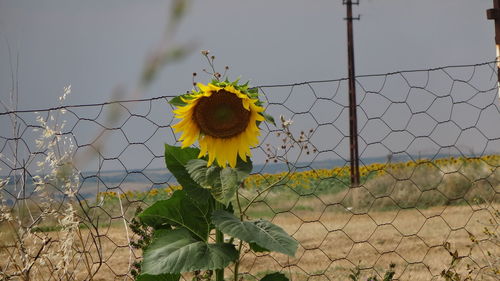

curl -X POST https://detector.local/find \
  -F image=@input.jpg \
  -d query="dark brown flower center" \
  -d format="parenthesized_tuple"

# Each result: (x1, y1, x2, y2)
(193, 90, 251, 138)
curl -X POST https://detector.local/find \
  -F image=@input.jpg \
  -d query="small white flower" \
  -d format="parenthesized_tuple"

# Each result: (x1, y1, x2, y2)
(279, 115, 293, 127)
(283, 119, 293, 127)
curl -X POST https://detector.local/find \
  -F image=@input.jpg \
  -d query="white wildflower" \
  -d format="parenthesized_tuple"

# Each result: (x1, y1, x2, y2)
(280, 115, 293, 128)
(59, 84, 71, 102)
(283, 119, 293, 127)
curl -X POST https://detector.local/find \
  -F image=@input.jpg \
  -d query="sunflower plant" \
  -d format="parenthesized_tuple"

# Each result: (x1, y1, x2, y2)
(135, 77, 297, 281)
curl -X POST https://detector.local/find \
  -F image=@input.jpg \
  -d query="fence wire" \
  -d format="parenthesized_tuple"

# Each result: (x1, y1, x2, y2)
(0, 61, 499, 281)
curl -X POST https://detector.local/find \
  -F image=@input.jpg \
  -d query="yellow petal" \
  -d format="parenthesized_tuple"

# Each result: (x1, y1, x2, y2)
(198, 137, 208, 158)
(227, 138, 238, 168)
(206, 137, 216, 166)
(215, 139, 226, 167)
(238, 139, 247, 162)
(242, 99, 250, 111)
(197, 83, 210, 92)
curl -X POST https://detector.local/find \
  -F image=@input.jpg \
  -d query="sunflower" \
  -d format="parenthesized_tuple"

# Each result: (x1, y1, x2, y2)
(172, 82, 265, 168)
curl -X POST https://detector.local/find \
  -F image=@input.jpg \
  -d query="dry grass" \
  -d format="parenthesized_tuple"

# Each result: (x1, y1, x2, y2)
(237, 205, 500, 281)
(2, 204, 497, 281)
(0, 220, 135, 281)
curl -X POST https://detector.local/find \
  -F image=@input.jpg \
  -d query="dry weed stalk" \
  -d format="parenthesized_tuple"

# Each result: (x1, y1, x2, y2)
(468, 206, 500, 279)
(0, 86, 101, 281)
(1, 3, 191, 280)
(439, 206, 499, 281)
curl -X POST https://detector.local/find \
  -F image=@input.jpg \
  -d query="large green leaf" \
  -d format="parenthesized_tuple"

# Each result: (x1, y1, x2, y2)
(260, 272, 289, 281)
(186, 158, 252, 206)
(136, 273, 180, 281)
(217, 158, 252, 205)
(185, 159, 221, 189)
(139, 190, 212, 241)
(185, 159, 231, 205)
(249, 242, 269, 253)
(217, 167, 239, 206)
(164, 144, 200, 188)
(142, 228, 238, 275)
(164, 144, 211, 203)
(233, 157, 252, 181)
(212, 210, 298, 257)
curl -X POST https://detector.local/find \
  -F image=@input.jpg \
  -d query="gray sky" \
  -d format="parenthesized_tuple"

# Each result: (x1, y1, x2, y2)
(0, 0, 498, 171)
(0, 0, 494, 109)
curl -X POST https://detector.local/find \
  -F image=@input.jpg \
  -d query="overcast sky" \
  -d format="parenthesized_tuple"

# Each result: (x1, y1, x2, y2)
(0, 0, 498, 170)
(0, 0, 495, 109)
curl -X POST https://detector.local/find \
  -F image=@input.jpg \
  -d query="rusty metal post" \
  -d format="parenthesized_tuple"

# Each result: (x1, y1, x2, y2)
(344, 0, 361, 187)
(487, 0, 500, 89)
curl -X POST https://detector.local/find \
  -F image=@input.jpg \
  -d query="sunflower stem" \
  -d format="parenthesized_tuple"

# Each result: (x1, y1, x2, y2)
(215, 201, 224, 281)
(233, 242, 243, 281)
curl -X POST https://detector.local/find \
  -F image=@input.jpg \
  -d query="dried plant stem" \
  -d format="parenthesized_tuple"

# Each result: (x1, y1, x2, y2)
(75, 228, 94, 281)
(118, 191, 134, 275)
(232, 121, 309, 281)
(242, 141, 305, 215)
(241, 172, 291, 215)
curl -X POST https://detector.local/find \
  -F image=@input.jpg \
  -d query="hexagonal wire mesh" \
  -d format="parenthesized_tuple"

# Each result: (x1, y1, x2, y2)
(0, 61, 499, 280)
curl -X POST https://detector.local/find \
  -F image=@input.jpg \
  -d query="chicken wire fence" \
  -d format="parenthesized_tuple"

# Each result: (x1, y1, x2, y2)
(1, 61, 500, 281)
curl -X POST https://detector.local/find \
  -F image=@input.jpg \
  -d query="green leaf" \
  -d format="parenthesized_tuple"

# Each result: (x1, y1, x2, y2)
(142, 228, 238, 275)
(169, 93, 197, 107)
(247, 87, 259, 99)
(186, 158, 252, 205)
(212, 210, 298, 257)
(248, 87, 258, 94)
(136, 273, 180, 281)
(218, 167, 239, 205)
(164, 144, 211, 203)
(186, 159, 222, 189)
(225, 202, 235, 214)
(164, 144, 200, 188)
(168, 96, 187, 107)
(236, 158, 252, 178)
(260, 272, 289, 281)
(218, 155, 254, 204)
(216, 157, 252, 186)
(249, 242, 269, 253)
(261, 113, 275, 127)
(138, 215, 171, 230)
(139, 190, 212, 241)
